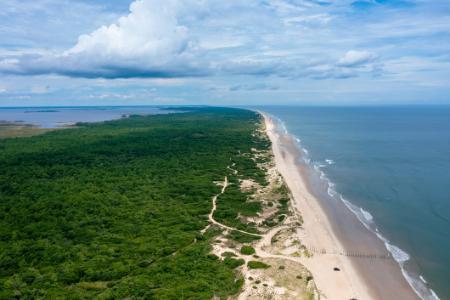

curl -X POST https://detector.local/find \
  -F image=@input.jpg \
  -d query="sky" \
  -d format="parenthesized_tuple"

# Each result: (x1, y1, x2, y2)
(0, 0, 450, 106)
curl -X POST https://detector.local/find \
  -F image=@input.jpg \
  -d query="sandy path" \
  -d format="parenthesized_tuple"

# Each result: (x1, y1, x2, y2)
(203, 172, 319, 298)
(202, 176, 261, 237)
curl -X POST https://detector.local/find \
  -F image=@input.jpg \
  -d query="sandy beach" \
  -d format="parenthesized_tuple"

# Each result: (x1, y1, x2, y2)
(262, 112, 420, 300)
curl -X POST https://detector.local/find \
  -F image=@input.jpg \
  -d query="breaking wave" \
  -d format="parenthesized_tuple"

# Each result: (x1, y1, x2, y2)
(269, 114, 441, 300)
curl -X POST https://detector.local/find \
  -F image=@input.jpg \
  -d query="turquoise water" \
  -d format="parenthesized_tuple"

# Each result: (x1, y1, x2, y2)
(260, 106, 449, 300)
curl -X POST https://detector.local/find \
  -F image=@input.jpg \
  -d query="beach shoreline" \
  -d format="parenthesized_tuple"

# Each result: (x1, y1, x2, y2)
(261, 111, 420, 300)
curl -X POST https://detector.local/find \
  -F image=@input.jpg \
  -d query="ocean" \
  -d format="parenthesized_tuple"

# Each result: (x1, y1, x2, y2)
(0, 106, 170, 128)
(260, 106, 450, 299)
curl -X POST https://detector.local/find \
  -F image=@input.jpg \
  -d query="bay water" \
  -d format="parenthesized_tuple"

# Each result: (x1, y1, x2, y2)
(0, 106, 169, 128)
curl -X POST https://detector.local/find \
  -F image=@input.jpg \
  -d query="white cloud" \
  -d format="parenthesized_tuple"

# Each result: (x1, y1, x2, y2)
(65, 0, 190, 65)
(0, 0, 207, 78)
(88, 93, 134, 100)
(0, 58, 19, 69)
(229, 83, 280, 91)
(337, 50, 377, 67)
(0, 0, 403, 81)
(199, 36, 247, 50)
(2, 0, 450, 106)
(284, 14, 333, 26)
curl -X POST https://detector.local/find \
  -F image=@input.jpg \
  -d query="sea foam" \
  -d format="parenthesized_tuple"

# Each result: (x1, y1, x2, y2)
(360, 207, 374, 223)
(420, 276, 428, 284)
(325, 159, 335, 165)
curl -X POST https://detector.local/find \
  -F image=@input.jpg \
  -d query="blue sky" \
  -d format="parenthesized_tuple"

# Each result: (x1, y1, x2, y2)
(0, 0, 449, 106)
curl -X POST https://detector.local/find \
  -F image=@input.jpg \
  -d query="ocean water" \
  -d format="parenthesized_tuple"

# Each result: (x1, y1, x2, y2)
(260, 106, 450, 300)
(0, 106, 171, 128)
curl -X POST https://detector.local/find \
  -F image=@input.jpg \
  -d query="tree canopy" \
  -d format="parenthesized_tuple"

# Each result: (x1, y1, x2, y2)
(0, 107, 268, 299)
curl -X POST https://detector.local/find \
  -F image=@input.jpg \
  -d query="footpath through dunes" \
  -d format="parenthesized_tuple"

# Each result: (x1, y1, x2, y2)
(0, 107, 276, 299)
(201, 140, 319, 299)
(262, 112, 421, 300)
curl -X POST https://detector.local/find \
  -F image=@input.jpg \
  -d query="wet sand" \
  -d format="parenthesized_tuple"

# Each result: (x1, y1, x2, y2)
(262, 112, 420, 300)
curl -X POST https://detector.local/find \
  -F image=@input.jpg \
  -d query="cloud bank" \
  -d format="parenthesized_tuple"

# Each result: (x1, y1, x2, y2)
(0, 0, 380, 80)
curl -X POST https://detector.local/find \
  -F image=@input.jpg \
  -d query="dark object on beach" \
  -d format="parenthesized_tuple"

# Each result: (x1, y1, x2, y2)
(334, 267, 341, 271)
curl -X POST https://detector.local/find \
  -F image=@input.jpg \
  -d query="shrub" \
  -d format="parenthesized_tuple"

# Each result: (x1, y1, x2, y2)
(240, 246, 255, 255)
(224, 258, 245, 269)
(247, 261, 270, 269)
(221, 252, 237, 258)
(227, 231, 260, 243)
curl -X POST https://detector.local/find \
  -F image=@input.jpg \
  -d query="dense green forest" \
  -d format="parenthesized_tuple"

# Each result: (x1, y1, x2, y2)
(0, 108, 269, 299)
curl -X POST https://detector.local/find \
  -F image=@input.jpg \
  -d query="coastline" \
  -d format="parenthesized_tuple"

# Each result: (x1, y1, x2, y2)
(261, 111, 420, 299)
(0, 121, 55, 138)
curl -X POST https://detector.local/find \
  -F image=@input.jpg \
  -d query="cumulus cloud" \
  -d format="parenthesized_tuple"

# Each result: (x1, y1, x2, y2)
(0, 0, 382, 80)
(0, 0, 206, 78)
(337, 50, 377, 67)
(66, 0, 190, 66)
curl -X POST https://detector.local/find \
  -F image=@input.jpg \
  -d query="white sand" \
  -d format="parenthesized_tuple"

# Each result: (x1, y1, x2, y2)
(263, 113, 375, 300)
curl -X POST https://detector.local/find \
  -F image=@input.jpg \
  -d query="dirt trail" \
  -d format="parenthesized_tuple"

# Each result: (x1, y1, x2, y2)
(202, 175, 306, 264)
(202, 176, 261, 237)
(203, 175, 314, 271)
(202, 164, 319, 299)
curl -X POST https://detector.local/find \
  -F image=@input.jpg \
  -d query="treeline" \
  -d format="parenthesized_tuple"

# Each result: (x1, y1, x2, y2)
(0, 107, 266, 299)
